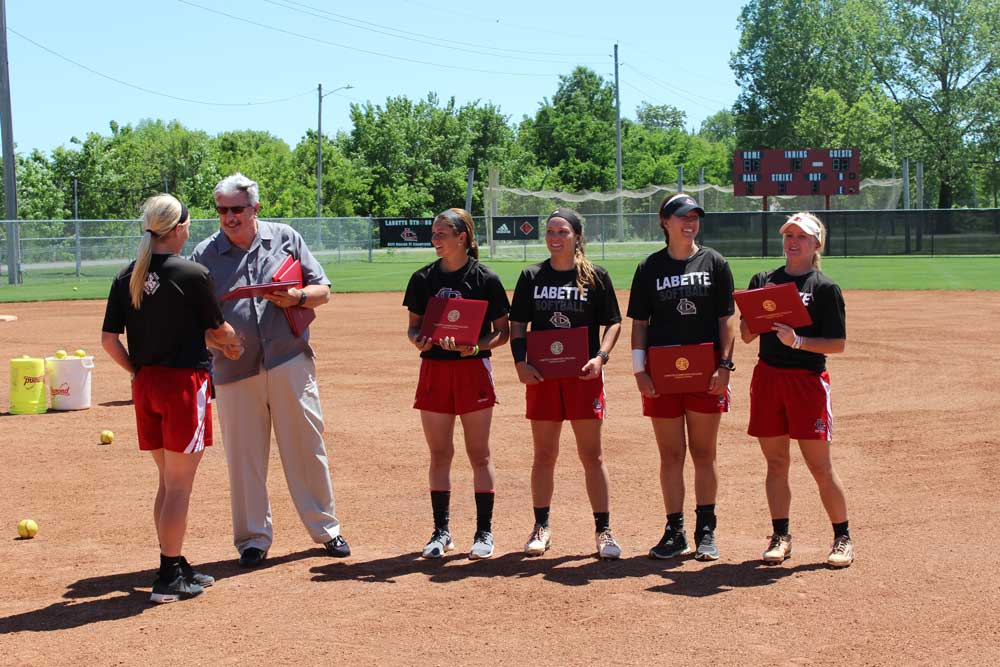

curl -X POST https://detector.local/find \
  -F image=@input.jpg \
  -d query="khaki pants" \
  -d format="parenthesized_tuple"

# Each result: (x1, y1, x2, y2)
(216, 353, 340, 553)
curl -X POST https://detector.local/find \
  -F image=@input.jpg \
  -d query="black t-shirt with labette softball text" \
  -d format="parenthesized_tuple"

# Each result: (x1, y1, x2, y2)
(509, 260, 621, 358)
(747, 267, 846, 373)
(627, 246, 735, 349)
(102, 253, 225, 371)
(403, 257, 510, 360)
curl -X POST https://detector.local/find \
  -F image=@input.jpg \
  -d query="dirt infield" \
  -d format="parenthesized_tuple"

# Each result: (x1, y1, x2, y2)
(1, 291, 998, 666)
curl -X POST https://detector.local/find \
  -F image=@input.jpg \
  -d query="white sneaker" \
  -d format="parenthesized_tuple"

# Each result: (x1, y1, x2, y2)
(469, 530, 494, 560)
(762, 533, 792, 564)
(524, 524, 551, 556)
(596, 528, 622, 560)
(827, 534, 854, 568)
(421, 528, 454, 559)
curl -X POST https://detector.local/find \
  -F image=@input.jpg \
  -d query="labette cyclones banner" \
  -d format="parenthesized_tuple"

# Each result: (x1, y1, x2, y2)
(379, 218, 435, 247)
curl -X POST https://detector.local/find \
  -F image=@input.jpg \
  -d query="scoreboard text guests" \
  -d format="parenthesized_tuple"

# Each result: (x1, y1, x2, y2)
(732, 148, 861, 197)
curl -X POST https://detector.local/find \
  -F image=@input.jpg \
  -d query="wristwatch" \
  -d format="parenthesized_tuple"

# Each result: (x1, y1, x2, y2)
(718, 358, 736, 371)
(597, 351, 610, 364)
(297, 289, 308, 306)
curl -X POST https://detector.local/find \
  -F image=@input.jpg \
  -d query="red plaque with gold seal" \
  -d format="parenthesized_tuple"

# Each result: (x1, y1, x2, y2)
(526, 326, 589, 379)
(734, 282, 812, 335)
(647, 342, 716, 394)
(418, 297, 488, 347)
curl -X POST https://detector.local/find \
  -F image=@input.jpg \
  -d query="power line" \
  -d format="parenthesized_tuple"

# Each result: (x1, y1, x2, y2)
(264, 0, 606, 64)
(8, 28, 315, 107)
(177, 0, 562, 78)
(623, 64, 729, 110)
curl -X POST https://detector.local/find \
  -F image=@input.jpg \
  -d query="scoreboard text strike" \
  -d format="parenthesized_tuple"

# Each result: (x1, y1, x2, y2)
(733, 148, 860, 197)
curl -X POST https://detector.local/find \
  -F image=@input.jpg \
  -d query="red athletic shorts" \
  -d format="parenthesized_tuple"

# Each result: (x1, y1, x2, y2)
(642, 386, 730, 419)
(132, 366, 213, 453)
(525, 374, 606, 421)
(413, 358, 497, 415)
(748, 361, 833, 441)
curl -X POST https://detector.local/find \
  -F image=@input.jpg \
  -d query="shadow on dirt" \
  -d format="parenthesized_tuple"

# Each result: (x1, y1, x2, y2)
(0, 548, 317, 633)
(310, 551, 829, 595)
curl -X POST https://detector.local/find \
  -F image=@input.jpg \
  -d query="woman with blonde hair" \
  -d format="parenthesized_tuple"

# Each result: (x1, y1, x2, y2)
(509, 208, 623, 559)
(403, 207, 510, 560)
(102, 194, 242, 602)
(740, 212, 854, 568)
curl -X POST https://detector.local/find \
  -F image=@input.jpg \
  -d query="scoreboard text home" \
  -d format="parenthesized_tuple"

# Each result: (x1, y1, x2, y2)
(732, 148, 860, 197)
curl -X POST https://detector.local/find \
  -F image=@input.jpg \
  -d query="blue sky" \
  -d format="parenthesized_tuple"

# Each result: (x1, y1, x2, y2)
(6, 0, 745, 155)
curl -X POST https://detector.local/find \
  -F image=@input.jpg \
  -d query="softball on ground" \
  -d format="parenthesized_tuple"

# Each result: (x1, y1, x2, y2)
(72, 286, 78, 291)
(74, 349, 87, 357)
(100, 430, 114, 445)
(17, 519, 38, 539)
(55, 349, 67, 359)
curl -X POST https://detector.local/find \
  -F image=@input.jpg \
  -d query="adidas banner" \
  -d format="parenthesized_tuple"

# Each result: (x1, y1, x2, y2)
(379, 217, 435, 247)
(493, 216, 540, 240)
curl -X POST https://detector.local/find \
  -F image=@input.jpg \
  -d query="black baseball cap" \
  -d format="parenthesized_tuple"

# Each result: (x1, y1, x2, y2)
(660, 193, 705, 219)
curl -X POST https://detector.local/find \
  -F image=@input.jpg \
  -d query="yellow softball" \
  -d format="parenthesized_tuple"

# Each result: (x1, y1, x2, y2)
(18, 519, 38, 539)
(100, 430, 114, 445)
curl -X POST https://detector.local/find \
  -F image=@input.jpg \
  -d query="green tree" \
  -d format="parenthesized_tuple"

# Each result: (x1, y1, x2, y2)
(636, 103, 687, 131)
(850, 0, 1000, 207)
(519, 67, 617, 192)
(730, 0, 873, 148)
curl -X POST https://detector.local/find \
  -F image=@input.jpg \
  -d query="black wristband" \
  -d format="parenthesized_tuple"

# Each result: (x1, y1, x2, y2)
(511, 337, 527, 363)
(298, 290, 308, 306)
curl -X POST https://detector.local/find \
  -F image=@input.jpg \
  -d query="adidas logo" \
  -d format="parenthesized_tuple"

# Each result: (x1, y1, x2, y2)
(496, 224, 511, 234)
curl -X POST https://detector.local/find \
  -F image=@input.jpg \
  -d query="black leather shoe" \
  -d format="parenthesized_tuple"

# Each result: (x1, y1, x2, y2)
(238, 547, 268, 568)
(323, 535, 351, 558)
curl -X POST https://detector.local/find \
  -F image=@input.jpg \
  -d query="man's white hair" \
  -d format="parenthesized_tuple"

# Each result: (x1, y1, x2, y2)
(214, 173, 259, 207)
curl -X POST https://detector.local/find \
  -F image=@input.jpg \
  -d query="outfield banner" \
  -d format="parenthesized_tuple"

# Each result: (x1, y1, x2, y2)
(493, 216, 540, 240)
(379, 217, 435, 247)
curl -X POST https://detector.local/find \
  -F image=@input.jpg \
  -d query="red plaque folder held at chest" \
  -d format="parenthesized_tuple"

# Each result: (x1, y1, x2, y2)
(647, 342, 716, 394)
(526, 326, 589, 379)
(418, 297, 488, 347)
(734, 282, 812, 335)
(272, 255, 316, 337)
(221, 279, 299, 301)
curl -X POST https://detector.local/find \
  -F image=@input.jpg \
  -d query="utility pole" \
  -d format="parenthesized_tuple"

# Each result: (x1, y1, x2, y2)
(316, 83, 353, 219)
(1, 0, 21, 283)
(614, 43, 623, 242)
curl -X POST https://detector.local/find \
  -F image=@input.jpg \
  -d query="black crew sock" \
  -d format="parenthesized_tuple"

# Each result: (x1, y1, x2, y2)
(772, 518, 790, 536)
(475, 491, 495, 534)
(533, 506, 550, 528)
(159, 554, 181, 580)
(593, 512, 610, 533)
(833, 521, 850, 539)
(667, 512, 684, 532)
(695, 504, 717, 533)
(430, 490, 450, 532)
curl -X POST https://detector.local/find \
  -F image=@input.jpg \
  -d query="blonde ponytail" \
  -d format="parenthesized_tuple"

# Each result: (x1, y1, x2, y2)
(574, 244, 601, 292)
(128, 194, 187, 309)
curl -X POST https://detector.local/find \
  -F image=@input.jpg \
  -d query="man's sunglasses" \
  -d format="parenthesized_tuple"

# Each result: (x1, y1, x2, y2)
(216, 205, 249, 215)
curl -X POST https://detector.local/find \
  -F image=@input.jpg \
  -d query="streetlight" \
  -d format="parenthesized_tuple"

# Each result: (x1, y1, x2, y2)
(316, 83, 353, 218)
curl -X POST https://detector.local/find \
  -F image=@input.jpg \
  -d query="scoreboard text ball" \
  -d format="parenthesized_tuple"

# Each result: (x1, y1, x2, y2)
(732, 148, 861, 197)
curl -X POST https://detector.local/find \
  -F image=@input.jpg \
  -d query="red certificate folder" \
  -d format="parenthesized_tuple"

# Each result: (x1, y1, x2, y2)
(526, 326, 589, 379)
(647, 342, 716, 394)
(272, 255, 316, 337)
(418, 297, 488, 347)
(221, 279, 299, 301)
(734, 282, 812, 335)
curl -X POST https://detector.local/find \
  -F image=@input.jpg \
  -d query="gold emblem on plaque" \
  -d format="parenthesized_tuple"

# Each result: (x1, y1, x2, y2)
(762, 299, 777, 312)
(675, 357, 689, 371)
(447, 309, 461, 322)
(550, 341, 564, 355)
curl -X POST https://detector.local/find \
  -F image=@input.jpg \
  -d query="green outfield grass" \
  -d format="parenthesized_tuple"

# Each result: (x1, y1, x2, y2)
(0, 255, 997, 303)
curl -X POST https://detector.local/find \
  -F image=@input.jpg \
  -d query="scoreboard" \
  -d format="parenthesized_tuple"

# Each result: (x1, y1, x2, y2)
(733, 148, 860, 197)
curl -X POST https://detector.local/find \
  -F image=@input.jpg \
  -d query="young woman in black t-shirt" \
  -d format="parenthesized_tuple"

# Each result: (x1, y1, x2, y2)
(403, 208, 510, 560)
(101, 194, 242, 603)
(627, 194, 737, 562)
(509, 208, 623, 559)
(740, 212, 854, 568)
